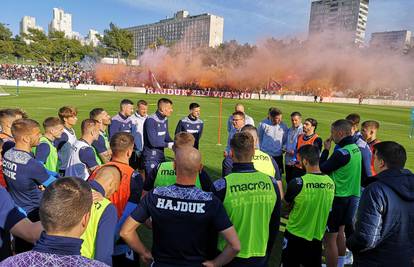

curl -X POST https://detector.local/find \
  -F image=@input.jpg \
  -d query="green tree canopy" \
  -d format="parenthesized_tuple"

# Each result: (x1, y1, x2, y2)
(0, 23, 14, 56)
(100, 22, 133, 59)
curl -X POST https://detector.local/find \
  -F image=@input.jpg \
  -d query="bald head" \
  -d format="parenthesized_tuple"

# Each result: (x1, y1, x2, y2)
(174, 147, 202, 183)
(235, 103, 245, 113)
(93, 166, 121, 198)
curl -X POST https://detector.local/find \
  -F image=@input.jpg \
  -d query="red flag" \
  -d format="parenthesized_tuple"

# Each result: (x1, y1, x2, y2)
(148, 70, 162, 89)
(267, 79, 282, 91)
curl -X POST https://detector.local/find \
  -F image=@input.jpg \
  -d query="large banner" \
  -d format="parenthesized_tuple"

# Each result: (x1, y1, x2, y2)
(147, 88, 252, 99)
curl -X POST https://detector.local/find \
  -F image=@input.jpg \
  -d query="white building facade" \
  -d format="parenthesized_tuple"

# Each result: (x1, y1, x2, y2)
(49, 8, 72, 38)
(84, 29, 101, 47)
(124, 10, 224, 56)
(20, 16, 43, 35)
(20, 16, 44, 44)
(370, 30, 412, 52)
(309, 0, 369, 45)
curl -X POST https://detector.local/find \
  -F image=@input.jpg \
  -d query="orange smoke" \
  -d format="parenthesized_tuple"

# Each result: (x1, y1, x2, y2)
(95, 34, 414, 97)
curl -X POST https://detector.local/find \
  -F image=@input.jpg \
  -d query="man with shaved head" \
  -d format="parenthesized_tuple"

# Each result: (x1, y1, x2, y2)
(144, 132, 212, 192)
(81, 165, 121, 266)
(121, 146, 240, 267)
(175, 147, 202, 175)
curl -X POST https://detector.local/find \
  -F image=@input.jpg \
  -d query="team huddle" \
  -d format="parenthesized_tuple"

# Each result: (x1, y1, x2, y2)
(0, 98, 413, 267)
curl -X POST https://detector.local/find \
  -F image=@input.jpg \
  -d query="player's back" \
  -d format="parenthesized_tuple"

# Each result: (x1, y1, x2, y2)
(143, 185, 225, 266)
(2, 148, 45, 213)
(57, 127, 77, 171)
(65, 140, 90, 180)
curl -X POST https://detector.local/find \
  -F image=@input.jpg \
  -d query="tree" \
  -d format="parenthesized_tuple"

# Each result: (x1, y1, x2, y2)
(13, 35, 31, 59)
(0, 23, 12, 41)
(0, 39, 14, 56)
(200, 40, 256, 69)
(148, 37, 166, 50)
(0, 22, 107, 63)
(48, 30, 66, 40)
(0, 23, 14, 56)
(48, 30, 88, 62)
(23, 28, 48, 43)
(100, 22, 133, 59)
(23, 28, 51, 61)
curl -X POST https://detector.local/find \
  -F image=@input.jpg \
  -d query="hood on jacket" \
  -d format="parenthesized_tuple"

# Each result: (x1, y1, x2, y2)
(376, 168, 414, 201)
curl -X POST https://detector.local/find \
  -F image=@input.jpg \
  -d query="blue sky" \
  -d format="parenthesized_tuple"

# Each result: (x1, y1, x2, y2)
(2, 0, 414, 44)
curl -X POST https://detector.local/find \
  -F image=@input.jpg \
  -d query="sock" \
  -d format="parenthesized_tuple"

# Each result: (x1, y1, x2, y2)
(337, 256, 345, 267)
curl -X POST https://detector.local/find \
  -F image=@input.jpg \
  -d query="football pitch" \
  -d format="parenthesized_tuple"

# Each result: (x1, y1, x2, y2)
(1, 86, 413, 172)
(1, 86, 413, 265)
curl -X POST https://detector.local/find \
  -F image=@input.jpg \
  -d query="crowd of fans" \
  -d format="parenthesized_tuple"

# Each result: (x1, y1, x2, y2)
(0, 63, 96, 86)
(0, 62, 413, 100)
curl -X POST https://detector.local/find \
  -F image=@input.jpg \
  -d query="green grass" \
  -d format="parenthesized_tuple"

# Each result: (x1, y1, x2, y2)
(2, 86, 413, 172)
(1, 86, 413, 265)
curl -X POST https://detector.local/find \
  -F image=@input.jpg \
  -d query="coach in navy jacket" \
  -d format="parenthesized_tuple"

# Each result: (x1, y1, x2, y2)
(109, 99, 134, 139)
(347, 141, 414, 267)
(142, 98, 174, 185)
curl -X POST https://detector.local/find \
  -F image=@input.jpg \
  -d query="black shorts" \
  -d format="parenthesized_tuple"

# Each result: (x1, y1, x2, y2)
(272, 155, 284, 174)
(282, 231, 322, 267)
(285, 165, 295, 184)
(0, 229, 12, 261)
(112, 250, 140, 267)
(129, 152, 144, 170)
(326, 196, 359, 233)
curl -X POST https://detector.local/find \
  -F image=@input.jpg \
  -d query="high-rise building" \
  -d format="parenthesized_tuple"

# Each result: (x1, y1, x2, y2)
(309, 0, 369, 45)
(20, 16, 43, 44)
(370, 30, 412, 52)
(49, 8, 72, 38)
(85, 29, 101, 47)
(20, 16, 43, 34)
(124, 10, 224, 56)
